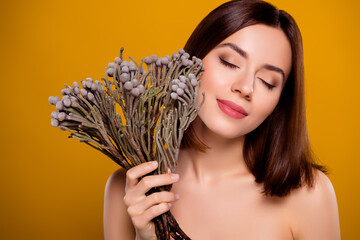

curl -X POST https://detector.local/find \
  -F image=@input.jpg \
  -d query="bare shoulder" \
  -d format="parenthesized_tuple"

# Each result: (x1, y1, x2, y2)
(103, 168, 135, 240)
(286, 169, 341, 240)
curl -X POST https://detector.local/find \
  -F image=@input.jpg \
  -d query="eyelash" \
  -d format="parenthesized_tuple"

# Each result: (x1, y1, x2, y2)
(218, 57, 276, 90)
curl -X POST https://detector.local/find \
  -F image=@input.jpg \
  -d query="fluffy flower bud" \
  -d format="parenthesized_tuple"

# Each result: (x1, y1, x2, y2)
(108, 62, 115, 68)
(124, 81, 133, 90)
(56, 101, 64, 111)
(171, 92, 178, 100)
(131, 79, 139, 87)
(188, 73, 195, 79)
(107, 68, 114, 77)
(63, 98, 72, 107)
(91, 83, 98, 91)
(137, 85, 145, 94)
(120, 73, 130, 83)
(191, 79, 198, 86)
(58, 112, 66, 121)
(131, 88, 140, 97)
(87, 92, 95, 102)
(176, 88, 184, 96)
(115, 57, 122, 64)
(144, 57, 152, 64)
(73, 81, 80, 88)
(51, 118, 59, 127)
(80, 89, 88, 97)
(51, 111, 59, 119)
(172, 85, 178, 91)
(121, 66, 129, 73)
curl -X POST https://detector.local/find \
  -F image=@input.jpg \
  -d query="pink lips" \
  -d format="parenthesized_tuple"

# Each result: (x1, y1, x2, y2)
(216, 99, 248, 119)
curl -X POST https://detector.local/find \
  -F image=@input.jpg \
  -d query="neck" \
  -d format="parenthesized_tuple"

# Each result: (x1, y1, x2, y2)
(176, 117, 250, 186)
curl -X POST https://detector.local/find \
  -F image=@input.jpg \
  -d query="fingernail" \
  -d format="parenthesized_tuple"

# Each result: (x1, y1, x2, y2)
(168, 203, 172, 208)
(171, 174, 179, 180)
(150, 161, 158, 167)
(175, 194, 180, 200)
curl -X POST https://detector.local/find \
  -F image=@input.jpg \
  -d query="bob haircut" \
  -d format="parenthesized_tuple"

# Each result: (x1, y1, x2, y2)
(180, 0, 325, 197)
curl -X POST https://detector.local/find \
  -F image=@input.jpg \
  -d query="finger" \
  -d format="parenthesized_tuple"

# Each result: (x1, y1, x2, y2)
(125, 161, 158, 190)
(127, 191, 179, 217)
(135, 173, 180, 196)
(133, 202, 171, 228)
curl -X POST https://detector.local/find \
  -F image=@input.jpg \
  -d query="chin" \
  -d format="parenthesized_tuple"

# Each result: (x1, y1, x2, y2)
(194, 115, 249, 140)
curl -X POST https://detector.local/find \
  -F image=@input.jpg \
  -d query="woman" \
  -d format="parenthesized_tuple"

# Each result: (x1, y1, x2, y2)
(103, 0, 340, 239)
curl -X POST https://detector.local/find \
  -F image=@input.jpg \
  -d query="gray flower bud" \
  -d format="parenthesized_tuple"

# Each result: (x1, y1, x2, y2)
(168, 62, 173, 68)
(131, 88, 140, 97)
(161, 58, 169, 65)
(87, 92, 95, 101)
(73, 81, 80, 88)
(74, 87, 80, 95)
(80, 89, 88, 97)
(172, 53, 179, 59)
(181, 59, 188, 66)
(178, 48, 185, 54)
(120, 61, 128, 67)
(115, 57, 122, 64)
(81, 80, 87, 88)
(179, 75, 187, 82)
(107, 68, 114, 76)
(183, 53, 190, 59)
(51, 111, 59, 119)
(86, 77, 93, 83)
(171, 92, 178, 100)
(188, 73, 195, 79)
(55, 101, 64, 111)
(121, 66, 129, 73)
(191, 79, 198, 86)
(91, 83, 98, 91)
(176, 88, 184, 96)
(86, 81, 92, 89)
(58, 112, 66, 121)
(156, 58, 161, 66)
(63, 98, 72, 107)
(172, 79, 180, 85)
(61, 89, 66, 96)
(51, 118, 59, 127)
(124, 81, 133, 90)
(48, 96, 59, 105)
(137, 85, 145, 94)
(108, 62, 116, 68)
(178, 82, 186, 89)
(187, 60, 193, 66)
(144, 57, 152, 64)
(131, 79, 139, 87)
(151, 55, 158, 62)
(128, 62, 137, 71)
(172, 85, 178, 91)
(120, 73, 130, 83)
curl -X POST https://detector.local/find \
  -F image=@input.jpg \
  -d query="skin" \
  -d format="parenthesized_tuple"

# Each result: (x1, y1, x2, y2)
(103, 24, 341, 240)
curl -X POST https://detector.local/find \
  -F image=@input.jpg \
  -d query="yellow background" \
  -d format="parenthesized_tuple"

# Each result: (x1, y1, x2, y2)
(0, 0, 359, 239)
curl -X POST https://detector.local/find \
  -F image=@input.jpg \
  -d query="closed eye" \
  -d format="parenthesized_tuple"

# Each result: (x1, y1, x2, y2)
(258, 77, 275, 90)
(219, 57, 239, 69)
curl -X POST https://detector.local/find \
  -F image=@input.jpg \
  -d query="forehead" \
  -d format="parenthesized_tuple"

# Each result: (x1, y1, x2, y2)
(216, 24, 292, 78)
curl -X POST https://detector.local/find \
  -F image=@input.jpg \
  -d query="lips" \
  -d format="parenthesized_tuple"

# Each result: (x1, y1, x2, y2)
(216, 99, 248, 119)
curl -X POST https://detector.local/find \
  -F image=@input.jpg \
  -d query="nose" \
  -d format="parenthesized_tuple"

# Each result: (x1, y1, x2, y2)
(231, 72, 254, 101)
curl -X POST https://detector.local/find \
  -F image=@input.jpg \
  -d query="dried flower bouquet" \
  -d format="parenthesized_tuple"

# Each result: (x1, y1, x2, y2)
(48, 47, 205, 239)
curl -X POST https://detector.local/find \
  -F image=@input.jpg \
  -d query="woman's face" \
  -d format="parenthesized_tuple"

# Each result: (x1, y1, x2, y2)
(196, 24, 292, 139)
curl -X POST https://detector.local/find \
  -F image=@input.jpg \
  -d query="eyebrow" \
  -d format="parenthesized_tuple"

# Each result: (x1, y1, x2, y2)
(216, 42, 286, 81)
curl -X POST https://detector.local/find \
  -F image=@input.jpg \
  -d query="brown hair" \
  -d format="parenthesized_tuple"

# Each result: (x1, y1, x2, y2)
(181, 0, 326, 196)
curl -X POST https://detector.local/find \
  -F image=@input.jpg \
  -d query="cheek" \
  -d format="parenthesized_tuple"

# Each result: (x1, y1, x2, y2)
(253, 91, 281, 118)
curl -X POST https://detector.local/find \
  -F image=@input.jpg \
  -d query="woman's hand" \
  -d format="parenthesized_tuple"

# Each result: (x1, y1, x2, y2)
(123, 161, 180, 240)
